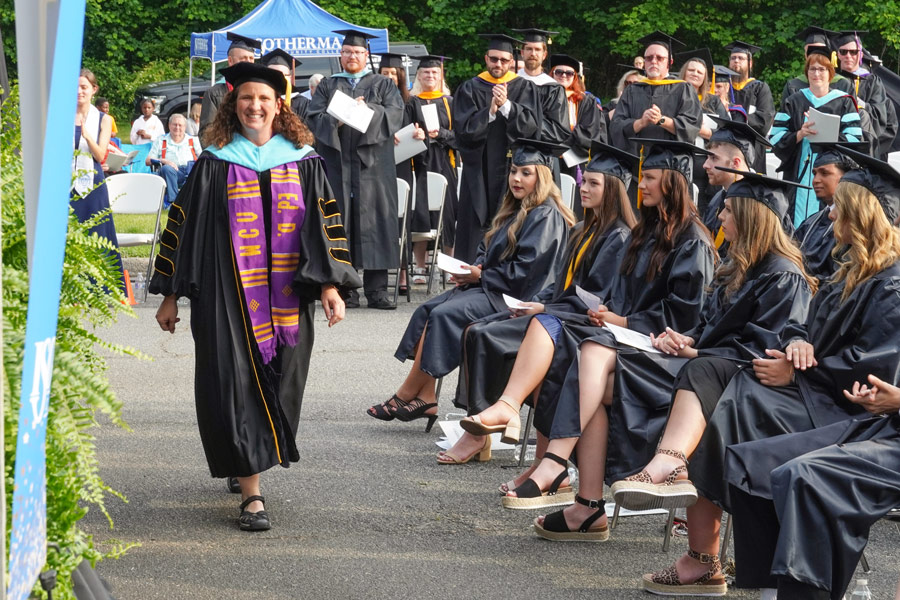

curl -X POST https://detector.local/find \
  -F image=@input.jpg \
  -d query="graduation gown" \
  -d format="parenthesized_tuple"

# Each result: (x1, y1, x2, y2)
(305, 73, 405, 270)
(840, 68, 899, 159)
(701, 189, 729, 259)
(564, 92, 607, 217)
(770, 89, 862, 228)
(199, 81, 228, 139)
(725, 415, 900, 600)
(609, 78, 702, 154)
(453, 74, 541, 263)
(694, 95, 730, 211)
(405, 94, 459, 245)
(148, 141, 361, 478)
(548, 223, 716, 450)
(453, 219, 631, 420)
(688, 259, 900, 511)
(795, 206, 837, 285)
(393, 201, 569, 377)
(290, 93, 310, 124)
(728, 78, 775, 173)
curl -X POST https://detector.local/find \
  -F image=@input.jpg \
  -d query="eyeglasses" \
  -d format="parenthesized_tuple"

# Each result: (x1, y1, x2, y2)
(341, 50, 367, 57)
(643, 54, 667, 63)
(552, 69, 576, 77)
(487, 55, 512, 64)
(838, 48, 860, 57)
(808, 66, 829, 74)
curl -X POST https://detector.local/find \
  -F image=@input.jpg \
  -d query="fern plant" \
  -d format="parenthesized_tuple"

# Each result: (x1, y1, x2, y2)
(3, 87, 141, 599)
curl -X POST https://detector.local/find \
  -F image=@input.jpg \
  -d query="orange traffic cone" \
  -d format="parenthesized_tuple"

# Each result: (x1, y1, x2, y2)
(123, 269, 137, 305)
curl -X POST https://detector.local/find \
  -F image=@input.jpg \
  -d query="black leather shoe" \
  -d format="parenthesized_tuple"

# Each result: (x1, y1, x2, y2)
(345, 289, 361, 308)
(239, 495, 271, 531)
(227, 477, 241, 494)
(367, 298, 396, 310)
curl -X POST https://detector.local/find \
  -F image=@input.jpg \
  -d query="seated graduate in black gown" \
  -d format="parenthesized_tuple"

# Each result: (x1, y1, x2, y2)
(497, 140, 715, 511)
(635, 148, 900, 596)
(366, 139, 575, 433)
(726, 376, 900, 600)
(438, 142, 638, 466)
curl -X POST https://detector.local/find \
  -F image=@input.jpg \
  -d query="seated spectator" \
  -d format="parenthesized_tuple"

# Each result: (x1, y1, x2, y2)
(131, 98, 165, 144)
(146, 113, 201, 207)
(95, 96, 118, 138)
(186, 100, 202, 136)
(302, 73, 324, 99)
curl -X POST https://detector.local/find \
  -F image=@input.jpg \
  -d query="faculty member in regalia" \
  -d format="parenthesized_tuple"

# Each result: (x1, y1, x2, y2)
(151, 62, 360, 532)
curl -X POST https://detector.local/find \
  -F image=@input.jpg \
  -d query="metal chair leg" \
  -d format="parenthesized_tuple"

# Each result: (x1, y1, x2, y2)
(859, 551, 870, 573)
(662, 508, 677, 552)
(611, 502, 621, 529)
(720, 512, 733, 564)
(435, 376, 443, 403)
(516, 405, 535, 469)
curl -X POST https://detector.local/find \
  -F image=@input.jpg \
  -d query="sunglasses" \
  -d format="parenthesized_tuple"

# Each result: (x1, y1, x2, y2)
(487, 55, 512, 64)
(643, 54, 668, 63)
(553, 69, 576, 77)
(838, 48, 860, 57)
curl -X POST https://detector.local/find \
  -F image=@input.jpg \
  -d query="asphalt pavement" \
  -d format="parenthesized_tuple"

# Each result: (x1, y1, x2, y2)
(84, 276, 900, 599)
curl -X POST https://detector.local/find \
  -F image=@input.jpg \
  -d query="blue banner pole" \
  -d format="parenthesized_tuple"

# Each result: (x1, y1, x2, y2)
(6, 1, 87, 598)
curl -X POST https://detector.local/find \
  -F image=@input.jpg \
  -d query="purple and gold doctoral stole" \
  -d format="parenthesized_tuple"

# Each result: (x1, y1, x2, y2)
(227, 163, 306, 364)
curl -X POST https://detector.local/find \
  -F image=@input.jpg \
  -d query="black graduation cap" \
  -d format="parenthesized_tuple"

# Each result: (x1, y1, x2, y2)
(334, 29, 376, 48)
(376, 53, 406, 70)
(810, 141, 867, 170)
(832, 30, 867, 48)
(261, 48, 298, 70)
(835, 144, 900, 222)
(713, 64, 739, 78)
(226, 32, 262, 53)
(632, 138, 711, 183)
(478, 33, 520, 55)
(549, 54, 581, 75)
(717, 167, 810, 221)
(674, 48, 714, 73)
(708, 115, 771, 163)
(511, 138, 567, 167)
(638, 30, 685, 53)
(725, 40, 762, 57)
(511, 28, 558, 44)
(220, 61, 286, 96)
(585, 141, 639, 188)
(797, 26, 834, 46)
(413, 55, 450, 69)
(806, 45, 835, 60)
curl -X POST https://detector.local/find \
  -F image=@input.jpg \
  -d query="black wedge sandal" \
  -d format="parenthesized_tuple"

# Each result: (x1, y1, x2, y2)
(239, 495, 271, 532)
(392, 397, 438, 433)
(533, 495, 610, 542)
(501, 452, 575, 510)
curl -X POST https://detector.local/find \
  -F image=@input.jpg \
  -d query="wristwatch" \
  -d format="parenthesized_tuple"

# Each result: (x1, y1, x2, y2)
(657, 117, 667, 125)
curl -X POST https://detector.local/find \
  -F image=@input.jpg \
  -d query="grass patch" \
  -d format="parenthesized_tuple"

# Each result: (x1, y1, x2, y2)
(114, 210, 167, 257)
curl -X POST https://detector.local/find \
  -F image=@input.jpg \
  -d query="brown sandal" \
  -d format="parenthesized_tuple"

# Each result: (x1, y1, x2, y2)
(642, 549, 727, 596)
(610, 448, 697, 510)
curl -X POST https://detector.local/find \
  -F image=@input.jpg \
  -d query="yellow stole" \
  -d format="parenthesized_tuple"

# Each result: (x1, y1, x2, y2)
(731, 78, 756, 91)
(564, 231, 595, 289)
(477, 71, 517, 84)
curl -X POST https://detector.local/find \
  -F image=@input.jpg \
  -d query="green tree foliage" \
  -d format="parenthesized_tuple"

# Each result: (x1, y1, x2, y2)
(2, 88, 141, 598)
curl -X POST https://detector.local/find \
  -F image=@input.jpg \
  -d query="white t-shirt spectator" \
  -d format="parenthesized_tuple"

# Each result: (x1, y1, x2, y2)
(148, 133, 202, 167)
(130, 114, 165, 145)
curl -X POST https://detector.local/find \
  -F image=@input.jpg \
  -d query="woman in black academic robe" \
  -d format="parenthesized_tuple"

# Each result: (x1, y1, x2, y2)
(495, 141, 715, 512)
(365, 143, 575, 432)
(439, 144, 637, 465)
(150, 63, 361, 532)
(635, 175, 900, 595)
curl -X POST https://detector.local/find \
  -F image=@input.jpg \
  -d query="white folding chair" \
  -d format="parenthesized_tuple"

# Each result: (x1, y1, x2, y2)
(411, 172, 449, 296)
(559, 173, 577, 212)
(106, 173, 167, 302)
(393, 177, 412, 305)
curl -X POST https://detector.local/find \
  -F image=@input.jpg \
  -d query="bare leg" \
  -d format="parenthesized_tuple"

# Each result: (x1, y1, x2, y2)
(664, 497, 722, 580)
(633, 388, 706, 482)
(413, 241, 428, 272)
(395, 326, 437, 406)
(238, 474, 263, 512)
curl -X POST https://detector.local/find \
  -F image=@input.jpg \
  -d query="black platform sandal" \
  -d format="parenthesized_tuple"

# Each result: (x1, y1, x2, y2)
(366, 395, 400, 421)
(392, 397, 438, 433)
(227, 476, 241, 494)
(239, 495, 271, 532)
(533, 495, 609, 542)
(501, 452, 575, 509)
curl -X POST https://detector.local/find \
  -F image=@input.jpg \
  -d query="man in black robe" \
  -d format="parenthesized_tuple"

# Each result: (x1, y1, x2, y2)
(306, 29, 405, 309)
(782, 27, 853, 99)
(833, 30, 898, 158)
(260, 48, 310, 124)
(512, 28, 570, 146)
(199, 32, 259, 139)
(724, 41, 775, 174)
(608, 31, 702, 156)
(452, 34, 541, 263)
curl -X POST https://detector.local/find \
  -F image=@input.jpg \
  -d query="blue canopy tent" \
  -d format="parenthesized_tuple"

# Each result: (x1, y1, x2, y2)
(186, 0, 389, 111)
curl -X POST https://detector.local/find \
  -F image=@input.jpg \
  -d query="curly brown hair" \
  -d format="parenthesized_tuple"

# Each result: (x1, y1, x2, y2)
(202, 86, 314, 149)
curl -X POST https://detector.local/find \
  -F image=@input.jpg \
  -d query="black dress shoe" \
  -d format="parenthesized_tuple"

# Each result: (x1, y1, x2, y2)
(345, 289, 361, 308)
(239, 495, 271, 531)
(227, 476, 241, 494)
(367, 298, 396, 310)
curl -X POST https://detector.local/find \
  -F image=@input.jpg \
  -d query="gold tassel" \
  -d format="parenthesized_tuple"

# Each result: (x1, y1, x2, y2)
(710, 68, 716, 95)
(831, 51, 838, 69)
(637, 144, 644, 208)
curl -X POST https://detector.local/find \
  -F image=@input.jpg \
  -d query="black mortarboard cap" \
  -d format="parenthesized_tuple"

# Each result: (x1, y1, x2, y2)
(376, 53, 406, 70)
(806, 45, 835, 60)
(835, 144, 900, 222)
(633, 138, 711, 183)
(725, 40, 762, 57)
(713, 64, 739, 78)
(708, 115, 771, 163)
(586, 141, 639, 188)
(549, 54, 581, 74)
(261, 48, 297, 70)
(638, 30, 685, 53)
(674, 48, 714, 73)
(797, 26, 834, 46)
(479, 33, 520, 55)
(221, 61, 286, 96)
(832, 30, 867, 48)
(511, 28, 558, 44)
(414, 55, 450, 69)
(511, 138, 567, 167)
(718, 167, 810, 221)
(227, 32, 262, 52)
(334, 29, 376, 48)
(810, 141, 867, 170)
